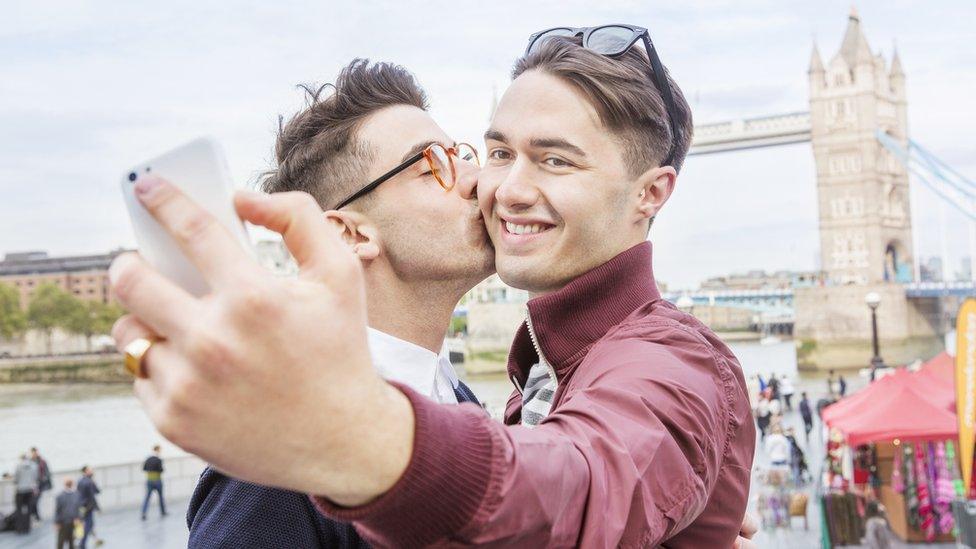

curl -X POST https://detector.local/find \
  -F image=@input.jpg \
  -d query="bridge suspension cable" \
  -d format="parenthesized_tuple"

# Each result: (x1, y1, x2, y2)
(876, 130, 976, 284)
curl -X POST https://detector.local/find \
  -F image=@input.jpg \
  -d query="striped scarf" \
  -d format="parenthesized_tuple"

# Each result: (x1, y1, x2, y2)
(521, 361, 556, 428)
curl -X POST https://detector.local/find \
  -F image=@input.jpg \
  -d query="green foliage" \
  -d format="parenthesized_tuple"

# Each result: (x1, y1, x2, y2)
(0, 282, 26, 339)
(27, 283, 84, 353)
(66, 300, 125, 351)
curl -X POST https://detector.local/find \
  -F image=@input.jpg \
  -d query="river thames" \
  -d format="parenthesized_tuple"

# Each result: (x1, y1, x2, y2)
(0, 339, 821, 477)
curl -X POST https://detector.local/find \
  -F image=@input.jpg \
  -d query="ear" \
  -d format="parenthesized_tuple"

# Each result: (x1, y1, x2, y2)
(323, 210, 381, 262)
(634, 165, 677, 223)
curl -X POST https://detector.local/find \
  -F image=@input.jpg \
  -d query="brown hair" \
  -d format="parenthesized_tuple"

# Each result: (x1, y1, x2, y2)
(261, 59, 429, 209)
(513, 36, 693, 175)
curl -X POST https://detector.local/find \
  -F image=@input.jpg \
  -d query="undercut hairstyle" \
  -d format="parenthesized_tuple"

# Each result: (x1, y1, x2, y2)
(260, 59, 429, 210)
(513, 35, 694, 176)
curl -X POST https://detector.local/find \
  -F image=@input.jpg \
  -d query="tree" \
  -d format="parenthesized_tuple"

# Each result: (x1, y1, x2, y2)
(0, 282, 26, 340)
(66, 300, 125, 352)
(27, 283, 84, 354)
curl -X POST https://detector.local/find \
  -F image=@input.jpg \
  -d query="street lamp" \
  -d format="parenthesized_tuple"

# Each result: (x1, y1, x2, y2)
(865, 292, 885, 373)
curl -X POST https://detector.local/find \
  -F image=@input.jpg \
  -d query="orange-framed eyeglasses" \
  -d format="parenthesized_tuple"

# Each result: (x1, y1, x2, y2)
(335, 142, 480, 209)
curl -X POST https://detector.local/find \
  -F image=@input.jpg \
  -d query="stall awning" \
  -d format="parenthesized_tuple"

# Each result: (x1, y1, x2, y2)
(825, 371, 956, 446)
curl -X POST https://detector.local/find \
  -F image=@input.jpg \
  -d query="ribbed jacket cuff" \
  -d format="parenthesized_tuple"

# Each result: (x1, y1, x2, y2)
(311, 382, 495, 547)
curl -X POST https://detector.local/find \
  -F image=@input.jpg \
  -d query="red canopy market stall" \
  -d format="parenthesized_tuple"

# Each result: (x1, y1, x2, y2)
(820, 354, 963, 544)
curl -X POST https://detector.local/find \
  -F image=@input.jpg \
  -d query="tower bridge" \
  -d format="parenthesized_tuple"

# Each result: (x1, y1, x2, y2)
(670, 9, 974, 368)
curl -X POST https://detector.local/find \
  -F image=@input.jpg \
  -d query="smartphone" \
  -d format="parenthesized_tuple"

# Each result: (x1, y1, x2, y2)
(120, 137, 252, 297)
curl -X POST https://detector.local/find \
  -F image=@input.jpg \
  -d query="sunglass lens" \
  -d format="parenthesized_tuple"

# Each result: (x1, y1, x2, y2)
(587, 26, 637, 56)
(528, 27, 576, 54)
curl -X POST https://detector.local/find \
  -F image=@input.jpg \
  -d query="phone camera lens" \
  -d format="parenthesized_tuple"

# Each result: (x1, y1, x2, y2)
(128, 172, 138, 182)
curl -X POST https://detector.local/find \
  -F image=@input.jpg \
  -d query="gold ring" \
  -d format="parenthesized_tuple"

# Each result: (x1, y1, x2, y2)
(124, 337, 157, 379)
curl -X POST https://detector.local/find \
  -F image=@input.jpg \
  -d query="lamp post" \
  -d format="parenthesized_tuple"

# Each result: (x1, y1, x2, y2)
(865, 292, 885, 375)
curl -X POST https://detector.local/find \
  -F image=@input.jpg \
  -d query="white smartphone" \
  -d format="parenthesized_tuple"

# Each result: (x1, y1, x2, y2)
(120, 137, 252, 297)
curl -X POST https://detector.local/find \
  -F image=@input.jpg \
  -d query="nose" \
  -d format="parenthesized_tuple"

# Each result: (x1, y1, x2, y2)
(454, 158, 479, 201)
(494, 161, 539, 211)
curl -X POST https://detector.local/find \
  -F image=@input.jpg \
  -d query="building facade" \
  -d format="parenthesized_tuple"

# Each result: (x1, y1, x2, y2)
(0, 250, 129, 309)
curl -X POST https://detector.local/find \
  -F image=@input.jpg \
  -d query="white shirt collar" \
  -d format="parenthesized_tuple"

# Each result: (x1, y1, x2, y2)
(367, 328, 459, 404)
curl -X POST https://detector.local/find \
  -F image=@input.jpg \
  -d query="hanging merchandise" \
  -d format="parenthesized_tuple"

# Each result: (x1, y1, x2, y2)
(947, 440, 966, 498)
(915, 442, 936, 541)
(904, 443, 920, 529)
(933, 441, 956, 534)
(892, 444, 905, 493)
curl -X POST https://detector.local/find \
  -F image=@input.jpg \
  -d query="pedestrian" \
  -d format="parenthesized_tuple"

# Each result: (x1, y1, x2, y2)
(30, 446, 52, 522)
(827, 369, 837, 397)
(768, 389, 783, 419)
(54, 478, 81, 549)
(141, 445, 167, 520)
(784, 428, 807, 486)
(764, 425, 790, 468)
(756, 394, 771, 439)
(77, 466, 101, 548)
(799, 391, 814, 439)
(839, 374, 848, 397)
(863, 500, 891, 548)
(758, 373, 767, 393)
(780, 376, 795, 411)
(746, 375, 761, 412)
(767, 374, 780, 402)
(13, 454, 37, 534)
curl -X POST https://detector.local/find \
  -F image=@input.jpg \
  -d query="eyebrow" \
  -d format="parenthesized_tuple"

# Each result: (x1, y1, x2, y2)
(484, 129, 587, 158)
(400, 140, 438, 164)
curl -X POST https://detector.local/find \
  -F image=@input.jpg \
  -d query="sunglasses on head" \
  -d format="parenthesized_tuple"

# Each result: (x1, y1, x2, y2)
(525, 24, 683, 167)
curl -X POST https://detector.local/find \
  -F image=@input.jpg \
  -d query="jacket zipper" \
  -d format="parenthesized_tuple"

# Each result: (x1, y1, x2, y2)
(525, 312, 558, 390)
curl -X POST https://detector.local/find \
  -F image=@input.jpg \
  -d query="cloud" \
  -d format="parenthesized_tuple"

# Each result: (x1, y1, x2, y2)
(1, 0, 973, 288)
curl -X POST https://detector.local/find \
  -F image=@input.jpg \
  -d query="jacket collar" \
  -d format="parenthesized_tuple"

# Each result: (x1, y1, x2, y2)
(507, 241, 661, 385)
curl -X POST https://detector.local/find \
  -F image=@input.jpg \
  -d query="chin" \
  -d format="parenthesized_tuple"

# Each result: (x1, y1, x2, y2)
(495, 257, 556, 294)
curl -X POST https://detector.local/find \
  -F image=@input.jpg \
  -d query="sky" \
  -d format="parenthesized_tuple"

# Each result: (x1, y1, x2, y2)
(1, 0, 974, 290)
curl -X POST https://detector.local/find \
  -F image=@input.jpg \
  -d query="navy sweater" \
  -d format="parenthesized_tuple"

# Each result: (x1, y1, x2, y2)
(186, 382, 481, 548)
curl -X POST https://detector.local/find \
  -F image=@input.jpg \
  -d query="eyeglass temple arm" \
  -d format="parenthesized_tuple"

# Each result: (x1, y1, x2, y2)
(334, 150, 425, 210)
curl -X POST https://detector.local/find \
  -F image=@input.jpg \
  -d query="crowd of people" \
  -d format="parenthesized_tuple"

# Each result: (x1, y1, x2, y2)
(1, 445, 167, 548)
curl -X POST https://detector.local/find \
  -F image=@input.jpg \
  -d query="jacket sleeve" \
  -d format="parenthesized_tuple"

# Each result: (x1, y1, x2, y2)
(312, 339, 730, 547)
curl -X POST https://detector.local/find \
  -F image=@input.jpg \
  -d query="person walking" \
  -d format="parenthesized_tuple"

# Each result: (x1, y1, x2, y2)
(54, 478, 81, 549)
(77, 466, 101, 548)
(784, 427, 807, 486)
(30, 447, 52, 522)
(13, 454, 38, 534)
(141, 445, 167, 520)
(780, 376, 795, 411)
(767, 374, 781, 403)
(764, 425, 790, 468)
(839, 374, 848, 397)
(799, 392, 814, 439)
(827, 370, 837, 397)
(863, 500, 892, 548)
(756, 394, 771, 439)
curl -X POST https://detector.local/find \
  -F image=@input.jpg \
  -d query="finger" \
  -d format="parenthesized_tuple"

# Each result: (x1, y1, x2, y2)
(740, 511, 759, 538)
(234, 190, 356, 282)
(109, 252, 200, 339)
(732, 537, 757, 549)
(133, 175, 255, 288)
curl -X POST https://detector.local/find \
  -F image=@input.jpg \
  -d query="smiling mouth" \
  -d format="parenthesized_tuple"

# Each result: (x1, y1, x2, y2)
(503, 220, 555, 236)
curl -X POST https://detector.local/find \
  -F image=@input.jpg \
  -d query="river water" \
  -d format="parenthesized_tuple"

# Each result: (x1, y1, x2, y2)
(0, 339, 816, 476)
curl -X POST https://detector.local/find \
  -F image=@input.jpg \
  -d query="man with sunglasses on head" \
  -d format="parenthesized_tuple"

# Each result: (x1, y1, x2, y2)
(111, 24, 756, 548)
(183, 59, 490, 548)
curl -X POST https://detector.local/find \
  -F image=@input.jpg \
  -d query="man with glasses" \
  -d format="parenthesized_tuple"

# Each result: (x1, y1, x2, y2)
(111, 25, 755, 547)
(183, 59, 490, 548)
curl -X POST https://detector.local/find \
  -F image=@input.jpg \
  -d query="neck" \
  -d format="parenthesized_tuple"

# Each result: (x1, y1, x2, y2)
(363, 266, 467, 354)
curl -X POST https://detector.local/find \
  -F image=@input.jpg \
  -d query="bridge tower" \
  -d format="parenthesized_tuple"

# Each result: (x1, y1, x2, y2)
(809, 8, 913, 285)
(794, 10, 943, 370)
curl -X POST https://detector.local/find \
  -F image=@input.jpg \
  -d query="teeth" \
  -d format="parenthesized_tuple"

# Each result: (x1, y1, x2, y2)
(505, 221, 547, 235)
